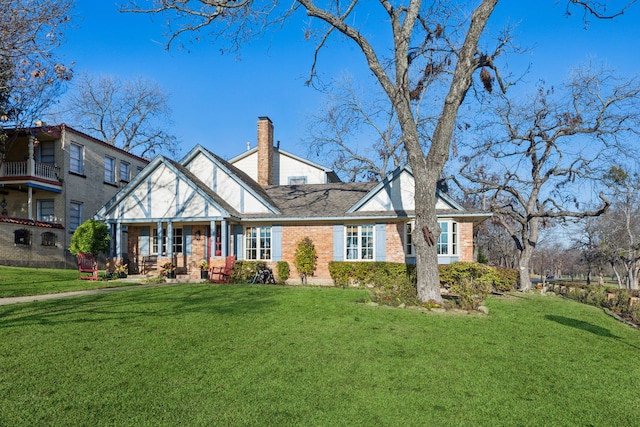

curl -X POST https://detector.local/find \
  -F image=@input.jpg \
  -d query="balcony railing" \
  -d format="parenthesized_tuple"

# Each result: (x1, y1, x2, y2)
(0, 161, 61, 182)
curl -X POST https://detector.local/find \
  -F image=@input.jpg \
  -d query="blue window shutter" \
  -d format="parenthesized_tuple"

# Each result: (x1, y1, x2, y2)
(375, 223, 386, 261)
(140, 226, 150, 256)
(333, 224, 344, 261)
(184, 225, 192, 255)
(272, 225, 282, 261)
(234, 225, 243, 260)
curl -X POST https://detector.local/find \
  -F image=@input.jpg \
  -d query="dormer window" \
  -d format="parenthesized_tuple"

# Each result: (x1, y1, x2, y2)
(288, 176, 307, 185)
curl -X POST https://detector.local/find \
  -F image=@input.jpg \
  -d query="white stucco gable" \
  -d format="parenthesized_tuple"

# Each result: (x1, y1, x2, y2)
(229, 147, 340, 185)
(347, 165, 464, 214)
(180, 145, 279, 215)
(96, 156, 235, 222)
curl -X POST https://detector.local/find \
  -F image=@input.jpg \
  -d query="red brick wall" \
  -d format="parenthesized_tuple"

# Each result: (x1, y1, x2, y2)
(386, 222, 407, 263)
(458, 221, 474, 262)
(282, 224, 334, 280)
(257, 117, 274, 186)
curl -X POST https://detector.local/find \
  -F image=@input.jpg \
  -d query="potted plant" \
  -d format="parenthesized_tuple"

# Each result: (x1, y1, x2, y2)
(199, 260, 209, 279)
(160, 261, 176, 279)
(115, 263, 128, 278)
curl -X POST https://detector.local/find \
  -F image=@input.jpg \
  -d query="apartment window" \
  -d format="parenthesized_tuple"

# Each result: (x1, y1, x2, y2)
(41, 231, 56, 247)
(36, 141, 55, 164)
(70, 143, 84, 174)
(345, 225, 374, 261)
(36, 200, 55, 222)
(69, 202, 82, 232)
(152, 228, 183, 254)
(405, 220, 458, 256)
(104, 157, 116, 184)
(245, 226, 271, 260)
(120, 161, 130, 182)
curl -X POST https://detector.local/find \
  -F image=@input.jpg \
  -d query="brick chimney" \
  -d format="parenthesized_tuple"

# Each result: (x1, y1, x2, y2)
(257, 116, 274, 186)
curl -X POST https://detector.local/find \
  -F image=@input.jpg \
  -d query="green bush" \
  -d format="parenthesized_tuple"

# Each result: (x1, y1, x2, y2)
(328, 261, 517, 309)
(69, 219, 111, 256)
(276, 261, 290, 284)
(439, 262, 494, 310)
(231, 260, 267, 283)
(294, 237, 317, 284)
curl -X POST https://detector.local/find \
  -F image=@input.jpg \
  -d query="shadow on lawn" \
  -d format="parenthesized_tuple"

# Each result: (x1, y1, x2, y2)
(545, 314, 640, 350)
(0, 285, 279, 329)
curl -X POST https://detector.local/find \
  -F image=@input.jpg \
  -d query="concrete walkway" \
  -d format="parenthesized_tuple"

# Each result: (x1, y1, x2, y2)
(0, 276, 206, 306)
(0, 284, 152, 306)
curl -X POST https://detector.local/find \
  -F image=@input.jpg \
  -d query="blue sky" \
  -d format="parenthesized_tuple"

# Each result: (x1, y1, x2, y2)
(55, 1, 640, 161)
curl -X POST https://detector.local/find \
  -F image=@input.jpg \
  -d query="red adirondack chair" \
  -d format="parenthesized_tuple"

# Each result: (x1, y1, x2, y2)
(209, 255, 235, 284)
(78, 253, 98, 281)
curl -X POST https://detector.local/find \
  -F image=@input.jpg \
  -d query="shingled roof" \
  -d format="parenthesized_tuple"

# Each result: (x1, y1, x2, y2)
(252, 182, 377, 219)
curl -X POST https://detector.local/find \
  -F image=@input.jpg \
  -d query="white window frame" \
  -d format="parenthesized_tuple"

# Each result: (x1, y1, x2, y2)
(405, 220, 458, 256)
(69, 201, 83, 231)
(152, 228, 183, 255)
(288, 176, 307, 185)
(345, 224, 375, 261)
(245, 226, 271, 261)
(104, 157, 116, 184)
(36, 199, 55, 222)
(36, 141, 55, 165)
(70, 143, 84, 174)
(120, 161, 130, 182)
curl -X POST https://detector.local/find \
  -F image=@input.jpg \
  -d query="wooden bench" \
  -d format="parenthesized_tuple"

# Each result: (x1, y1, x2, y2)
(78, 253, 98, 281)
(142, 255, 158, 275)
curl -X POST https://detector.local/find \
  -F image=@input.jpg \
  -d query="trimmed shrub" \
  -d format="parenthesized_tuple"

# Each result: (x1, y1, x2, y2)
(69, 219, 110, 256)
(328, 261, 517, 309)
(294, 237, 317, 285)
(276, 261, 290, 284)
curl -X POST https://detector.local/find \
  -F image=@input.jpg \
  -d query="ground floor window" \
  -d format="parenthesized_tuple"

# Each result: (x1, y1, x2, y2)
(245, 226, 271, 260)
(346, 224, 374, 260)
(152, 227, 183, 254)
(405, 220, 458, 256)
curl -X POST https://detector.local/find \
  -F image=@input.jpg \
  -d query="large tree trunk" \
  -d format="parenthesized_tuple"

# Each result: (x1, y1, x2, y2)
(518, 244, 534, 290)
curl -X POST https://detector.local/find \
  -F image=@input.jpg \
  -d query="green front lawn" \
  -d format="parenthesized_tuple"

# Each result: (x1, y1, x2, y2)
(0, 266, 139, 298)
(1, 284, 639, 426)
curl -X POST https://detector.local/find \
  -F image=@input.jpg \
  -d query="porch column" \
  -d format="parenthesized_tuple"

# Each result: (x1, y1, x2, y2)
(115, 222, 122, 259)
(210, 220, 216, 258)
(28, 187, 33, 220)
(27, 135, 35, 177)
(221, 219, 227, 256)
(167, 221, 173, 259)
(157, 222, 163, 256)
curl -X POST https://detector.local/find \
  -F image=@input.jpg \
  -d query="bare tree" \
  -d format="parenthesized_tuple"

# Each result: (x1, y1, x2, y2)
(593, 166, 640, 289)
(573, 218, 608, 285)
(59, 73, 179, 158)
(0, 0, 73, 159)
(124, 0, 636, 302)
(454, 67, 640, 290)
(306, 75, 405, 182)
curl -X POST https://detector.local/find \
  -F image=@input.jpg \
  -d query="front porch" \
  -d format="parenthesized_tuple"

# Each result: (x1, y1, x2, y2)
(107, 221, 236, 279)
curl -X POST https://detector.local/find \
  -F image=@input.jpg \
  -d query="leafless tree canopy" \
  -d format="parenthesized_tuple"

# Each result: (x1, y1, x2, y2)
(305, 76, 406, 182)
(124, 0, 637, 301)
(580, 166, 640, 289)
(61, 74, 179, 158)
(0, 0, 72, 127)
(454, 66, 640, 290)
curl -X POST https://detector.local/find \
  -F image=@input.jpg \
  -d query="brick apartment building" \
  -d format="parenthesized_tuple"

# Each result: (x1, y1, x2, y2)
(96, 117, 490, 283)
(0, 124, 148, 268)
